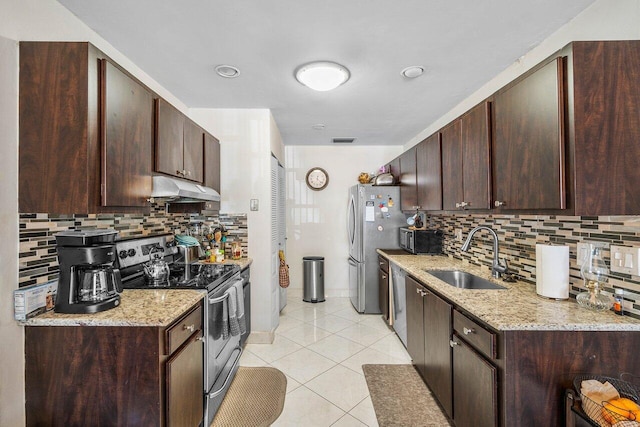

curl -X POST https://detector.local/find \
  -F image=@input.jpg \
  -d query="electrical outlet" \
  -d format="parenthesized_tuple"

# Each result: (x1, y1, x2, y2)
(610, 245, 640, 275)
(455, 229, 463, 242)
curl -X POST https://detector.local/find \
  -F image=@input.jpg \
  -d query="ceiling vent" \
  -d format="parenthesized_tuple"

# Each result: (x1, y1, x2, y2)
(332, 137, 356, 144)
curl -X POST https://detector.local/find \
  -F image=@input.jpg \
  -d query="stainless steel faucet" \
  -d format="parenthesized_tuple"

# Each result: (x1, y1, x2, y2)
(461, 226, 516, 281)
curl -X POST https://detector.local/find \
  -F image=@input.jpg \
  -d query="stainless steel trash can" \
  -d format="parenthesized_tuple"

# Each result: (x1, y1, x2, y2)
(303, 256, 325, 303)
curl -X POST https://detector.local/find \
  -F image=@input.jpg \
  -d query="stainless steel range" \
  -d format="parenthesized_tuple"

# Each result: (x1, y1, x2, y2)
(115, 234, 245, 426)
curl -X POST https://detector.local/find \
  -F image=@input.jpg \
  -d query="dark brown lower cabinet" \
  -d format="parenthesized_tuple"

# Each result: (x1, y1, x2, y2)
(452, 335, 498, 427)
(378, 256, 390, 322)
(406, 276, 453, 417)
(25, 303, 203, 427)
(405, 277, 640, 427)
(167, 333, 204, 427)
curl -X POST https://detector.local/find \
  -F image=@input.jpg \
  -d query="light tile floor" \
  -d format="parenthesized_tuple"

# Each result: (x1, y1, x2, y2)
(240, 290, 412, 427)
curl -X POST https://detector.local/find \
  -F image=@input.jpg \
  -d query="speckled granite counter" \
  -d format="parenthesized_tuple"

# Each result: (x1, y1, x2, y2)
(378, 250, 640, 332)
(196, 257, 252, 270)
(23, 289, 205, 327)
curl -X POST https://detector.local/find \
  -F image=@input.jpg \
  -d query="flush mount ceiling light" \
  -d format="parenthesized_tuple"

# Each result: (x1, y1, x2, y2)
(215, 64, 240, 78)
(295, 61, 350, 92)
(401, 66, 425, 79)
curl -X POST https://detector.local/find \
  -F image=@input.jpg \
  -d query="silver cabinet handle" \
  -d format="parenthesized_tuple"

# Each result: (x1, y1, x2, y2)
(449, 339, 459, 347)
(494, 200, 505, 207)
(463, 327, 475, 335)
(183, 324, 195, 332)
(382, 274, 387, 279)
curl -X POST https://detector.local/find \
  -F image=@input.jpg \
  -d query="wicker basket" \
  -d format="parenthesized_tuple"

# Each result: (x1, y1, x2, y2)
(573, 375, 640, 427)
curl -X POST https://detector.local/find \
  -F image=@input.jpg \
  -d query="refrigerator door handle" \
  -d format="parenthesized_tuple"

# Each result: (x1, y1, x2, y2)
(347, 193, 356, 248)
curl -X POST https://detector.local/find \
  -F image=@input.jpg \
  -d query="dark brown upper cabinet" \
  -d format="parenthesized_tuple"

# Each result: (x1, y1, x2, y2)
(399, 147, 418, 211)
(492, 58, 566, 211)
(569, 41, 640, 215)
(155, 99, 204, 183)
(101, 60, 154, 208)
(441, 101, 491, 211)
(416, 132, 443, 211)
(203, 131, 221, 211)
(19, 42, 153, 214)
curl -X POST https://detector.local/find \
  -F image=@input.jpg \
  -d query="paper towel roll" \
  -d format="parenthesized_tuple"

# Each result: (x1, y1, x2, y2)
(536, 244, 570, 299)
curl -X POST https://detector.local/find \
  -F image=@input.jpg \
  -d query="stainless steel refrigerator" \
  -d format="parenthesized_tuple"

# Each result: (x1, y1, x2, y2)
(347, 184, 405, 313)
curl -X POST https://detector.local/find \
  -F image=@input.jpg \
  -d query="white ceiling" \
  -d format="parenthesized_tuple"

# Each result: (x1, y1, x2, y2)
(57, 0, 595, 146)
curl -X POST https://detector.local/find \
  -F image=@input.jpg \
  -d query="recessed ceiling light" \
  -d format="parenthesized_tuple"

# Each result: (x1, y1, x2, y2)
(401, 66, 425, 79)
(215, 64, 240, 78)
(295, 61, 350, 92)
(311, 124, 326, 130)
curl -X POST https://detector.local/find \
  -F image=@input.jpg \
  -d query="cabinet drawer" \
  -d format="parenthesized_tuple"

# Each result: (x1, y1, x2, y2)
(453, 310, 496, 360)
(166, 304, 202, 355)
(378, 256, 389, 273)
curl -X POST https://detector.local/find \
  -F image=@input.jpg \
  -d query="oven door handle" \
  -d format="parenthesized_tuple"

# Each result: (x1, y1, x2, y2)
(208, 346, 243, 399)
(208, 293, 230, 305)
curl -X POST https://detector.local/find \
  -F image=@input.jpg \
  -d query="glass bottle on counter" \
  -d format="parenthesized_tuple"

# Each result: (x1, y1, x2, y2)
(613, 288, 624, 315)
(576, 244, 612, 311)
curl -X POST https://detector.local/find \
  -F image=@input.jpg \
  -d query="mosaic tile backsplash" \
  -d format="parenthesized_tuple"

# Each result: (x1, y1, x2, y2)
(426, 214, 640, 319)
(19, 202, 248, 288)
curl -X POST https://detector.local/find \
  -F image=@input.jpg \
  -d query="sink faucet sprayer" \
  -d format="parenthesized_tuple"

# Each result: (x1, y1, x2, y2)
(461, 226, 517, 282)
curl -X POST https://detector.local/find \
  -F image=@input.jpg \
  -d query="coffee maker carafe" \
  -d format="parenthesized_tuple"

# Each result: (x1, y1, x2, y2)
(54, 229, 122, 314)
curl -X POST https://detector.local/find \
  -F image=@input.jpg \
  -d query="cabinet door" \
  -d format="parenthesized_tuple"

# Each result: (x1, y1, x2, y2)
(399, 147, 418, 211)
(155, 98, 185, 178)
(166, 332, 204, 427)
(183, 118, 204, 183)
(204, 132, 221, 192)
(493, 58, 566, 210)
(461, 102, 491, 210)
(416, 133, 442, 211)
(405, 277, 425, 375)
(378, 267, 389, 321)
(423, 289, 453, 417)
(441, 120, 463, 210)
(101, 60, 153, 207)
(452, 336, 498, 427)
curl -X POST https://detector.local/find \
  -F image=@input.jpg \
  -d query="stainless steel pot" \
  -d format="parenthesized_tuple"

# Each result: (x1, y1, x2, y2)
(177, 244, 203, 263)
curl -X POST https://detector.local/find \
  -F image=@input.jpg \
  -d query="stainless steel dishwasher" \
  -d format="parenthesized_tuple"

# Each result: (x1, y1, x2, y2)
(390, 264, 407, 347)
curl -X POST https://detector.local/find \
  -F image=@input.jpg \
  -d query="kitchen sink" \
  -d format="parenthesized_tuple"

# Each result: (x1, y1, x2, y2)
(425, 270, 506, 290)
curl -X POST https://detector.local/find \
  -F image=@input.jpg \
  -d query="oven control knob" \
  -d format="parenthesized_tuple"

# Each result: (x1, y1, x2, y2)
(127, 249, 136, 257)
(118, 250, 128, 259)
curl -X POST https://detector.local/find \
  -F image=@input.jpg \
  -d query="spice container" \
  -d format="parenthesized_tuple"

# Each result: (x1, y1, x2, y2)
(613, 288, 624, 315)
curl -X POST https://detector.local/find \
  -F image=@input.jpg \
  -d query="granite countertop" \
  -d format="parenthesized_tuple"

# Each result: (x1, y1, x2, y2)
(23, 289, 205, 327)
(378, 250, 640, 332)
(196, 257, 252, 270)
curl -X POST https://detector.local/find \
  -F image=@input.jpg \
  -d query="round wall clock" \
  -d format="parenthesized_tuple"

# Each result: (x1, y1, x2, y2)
(305, 167, 329, 191)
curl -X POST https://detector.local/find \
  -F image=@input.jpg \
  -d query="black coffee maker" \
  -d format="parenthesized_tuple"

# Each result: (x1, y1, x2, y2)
(54, 229, 123, 314)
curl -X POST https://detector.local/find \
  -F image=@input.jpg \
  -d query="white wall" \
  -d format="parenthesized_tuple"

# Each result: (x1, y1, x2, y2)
(405, 0, 640, 150)
(0, 0, 186, 112)
(0, 35, 22, 427)
(190, 108, 284, 340)
(284, 145, 402, 296)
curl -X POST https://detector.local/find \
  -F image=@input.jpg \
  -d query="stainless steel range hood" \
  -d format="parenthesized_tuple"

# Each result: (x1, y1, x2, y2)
(151, 175, 220, 203)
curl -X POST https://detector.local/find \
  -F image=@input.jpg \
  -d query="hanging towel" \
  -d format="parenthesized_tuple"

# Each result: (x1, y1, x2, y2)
(221, 292, 230, 340)
(227, 286, 241, 337)
(233, 280, 246, 335)
(279, 250, 290, 288)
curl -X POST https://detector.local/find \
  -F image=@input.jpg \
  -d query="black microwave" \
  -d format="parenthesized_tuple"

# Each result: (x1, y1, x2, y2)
(399, 228, 444, 255)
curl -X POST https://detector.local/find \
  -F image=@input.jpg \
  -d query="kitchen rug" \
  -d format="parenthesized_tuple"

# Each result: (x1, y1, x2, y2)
(211, 366, 287, 427)
(362, 364, 452, 427)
